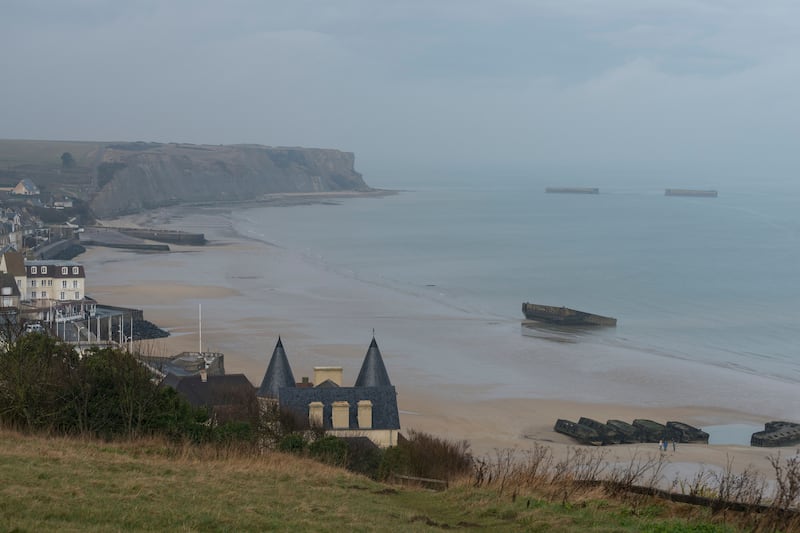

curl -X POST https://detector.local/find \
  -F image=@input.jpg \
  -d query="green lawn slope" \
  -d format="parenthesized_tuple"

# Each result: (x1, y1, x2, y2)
(0, 429, 739, 532)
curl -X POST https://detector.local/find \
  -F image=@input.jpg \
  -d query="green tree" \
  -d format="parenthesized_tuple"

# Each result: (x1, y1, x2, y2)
(0, 333, 77, 431)
(61, 152, 76, 169)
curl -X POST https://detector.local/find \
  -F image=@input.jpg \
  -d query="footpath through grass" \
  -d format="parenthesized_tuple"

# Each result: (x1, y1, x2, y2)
(0, 430, 734, 532)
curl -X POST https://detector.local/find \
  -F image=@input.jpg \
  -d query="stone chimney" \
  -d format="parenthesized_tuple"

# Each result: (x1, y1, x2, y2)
(308, 401, 324, 428)
(357, 400, 373, 429)
(332, 401, 350, 429)
(314, 366, 343, 386)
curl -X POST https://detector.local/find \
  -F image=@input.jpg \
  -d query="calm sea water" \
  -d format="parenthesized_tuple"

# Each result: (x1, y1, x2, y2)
(231, 180, 800, 385)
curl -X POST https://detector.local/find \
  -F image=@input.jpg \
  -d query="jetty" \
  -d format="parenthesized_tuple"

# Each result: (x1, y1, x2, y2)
(80, 226, 206, 252)
(545, 187, 599, 194)
(665, 189, 718, 198)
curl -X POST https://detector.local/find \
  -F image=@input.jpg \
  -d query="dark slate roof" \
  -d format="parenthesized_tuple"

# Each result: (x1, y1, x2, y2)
(279, 385, 400, 430)
(257, 337, 296, 398)
(354, 337, 392, 387)
(161, 373, 255, 409)
(1, 252, 25, 277)
(0, 273, 20, 297)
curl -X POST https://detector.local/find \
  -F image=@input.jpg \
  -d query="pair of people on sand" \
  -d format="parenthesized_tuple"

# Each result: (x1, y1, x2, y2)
(658, 439, 676, 452)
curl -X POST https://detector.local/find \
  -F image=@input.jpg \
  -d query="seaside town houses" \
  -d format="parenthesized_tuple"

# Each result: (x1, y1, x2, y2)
(0, 251, 95, 330)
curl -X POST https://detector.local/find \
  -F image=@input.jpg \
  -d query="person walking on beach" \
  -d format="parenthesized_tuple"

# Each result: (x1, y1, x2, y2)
(672, 439, 676, 452)
(658, 439, 663, 452)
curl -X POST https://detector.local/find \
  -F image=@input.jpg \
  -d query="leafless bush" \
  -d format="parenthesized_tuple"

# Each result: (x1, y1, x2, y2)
(710, 455, 766, 511)
(673, 466, 714, 498)
(393, 429, 473, 482)
(604, 451, 662, 495)
(472, 448, 518, 494)
(769, 452, 800, 511)
(512, 443, 554, 490)
(548, 447, 608, 505)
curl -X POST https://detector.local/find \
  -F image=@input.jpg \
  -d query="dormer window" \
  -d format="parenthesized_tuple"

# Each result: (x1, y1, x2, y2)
(61, 267, 68, 275)
(41, 266, 47, 274)
(30, 266, 36, 274)
(72, 266, 79, 275)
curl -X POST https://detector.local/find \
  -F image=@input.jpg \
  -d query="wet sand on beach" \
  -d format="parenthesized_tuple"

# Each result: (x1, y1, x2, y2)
(81, 205, 798, 480)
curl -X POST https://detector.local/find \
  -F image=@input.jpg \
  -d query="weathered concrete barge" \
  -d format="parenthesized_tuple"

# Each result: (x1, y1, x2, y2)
(751, 421, 800, 447)
(522, 302, 617, 327)
(665, 189, 718, 197)
(545, 187, 599, 194)
(554, 418, 709, 446)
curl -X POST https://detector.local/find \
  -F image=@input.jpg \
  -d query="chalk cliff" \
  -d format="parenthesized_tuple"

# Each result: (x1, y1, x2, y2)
(89, 142, 369, 217)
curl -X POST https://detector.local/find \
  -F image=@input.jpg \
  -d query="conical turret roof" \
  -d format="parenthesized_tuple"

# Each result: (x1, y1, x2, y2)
(354, 337, 392, 387)
(257, 337, 296, 398)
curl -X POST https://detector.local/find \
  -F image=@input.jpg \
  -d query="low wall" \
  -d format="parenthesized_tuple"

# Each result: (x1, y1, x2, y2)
(33, 237, 81, 260)
(92, 226, 206, 245)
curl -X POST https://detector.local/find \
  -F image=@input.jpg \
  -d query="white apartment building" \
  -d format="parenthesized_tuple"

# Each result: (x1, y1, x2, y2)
(25, 260, 85, 303)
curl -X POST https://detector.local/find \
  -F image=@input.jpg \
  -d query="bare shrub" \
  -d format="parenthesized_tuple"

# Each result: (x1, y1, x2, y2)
(385, 429, 472, 482)
(549, 446, 607, 505)
(672, 465, 714, 498)
(709, 455, 765, 511)
(749, 451, 800, 532)
(607, 451, 661, 495)
(513, 443, 554, 490)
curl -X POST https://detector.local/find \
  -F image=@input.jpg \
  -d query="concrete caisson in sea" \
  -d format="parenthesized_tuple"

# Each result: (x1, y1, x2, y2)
(578, 417, 622, 445)
(751, 421, 800, 447)
(555, 418, 709, 446)
(545, 187, 599, 194)
(664, 189, 718, 197)
(522, 302, 617, 327)
(666, 421, 709, 444)
(554, 419, 603, 446)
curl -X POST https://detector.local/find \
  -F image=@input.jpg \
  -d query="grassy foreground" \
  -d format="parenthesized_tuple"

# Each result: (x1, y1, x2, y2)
(0, 430, 733, 532)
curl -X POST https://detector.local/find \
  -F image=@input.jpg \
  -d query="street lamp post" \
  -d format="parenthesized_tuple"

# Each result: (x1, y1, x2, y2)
(73, 323, 86, 350)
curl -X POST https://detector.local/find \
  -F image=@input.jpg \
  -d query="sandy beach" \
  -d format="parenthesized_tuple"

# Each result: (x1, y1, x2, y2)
(81, 203, 799, 484)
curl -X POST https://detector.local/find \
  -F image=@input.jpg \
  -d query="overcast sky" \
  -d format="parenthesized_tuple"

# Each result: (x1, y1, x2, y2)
(1, 1, 798, 186)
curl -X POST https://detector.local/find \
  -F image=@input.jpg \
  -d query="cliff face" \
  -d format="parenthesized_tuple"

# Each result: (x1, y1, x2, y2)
(89, 143, 368, 217)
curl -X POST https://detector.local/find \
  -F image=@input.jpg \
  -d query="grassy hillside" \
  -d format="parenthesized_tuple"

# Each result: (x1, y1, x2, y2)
(0, 430, 737, 532)
(0, 139, 105, 168)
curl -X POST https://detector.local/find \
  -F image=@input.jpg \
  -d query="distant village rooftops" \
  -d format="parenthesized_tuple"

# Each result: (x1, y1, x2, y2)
(160, 372, 256, 423)
(12, 179, 40, 196)
(25, 259, 83, 266)
(0, 251, 25, 277)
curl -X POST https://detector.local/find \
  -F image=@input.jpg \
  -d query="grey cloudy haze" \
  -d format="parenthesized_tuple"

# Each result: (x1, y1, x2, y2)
(2, 1, 798, 186)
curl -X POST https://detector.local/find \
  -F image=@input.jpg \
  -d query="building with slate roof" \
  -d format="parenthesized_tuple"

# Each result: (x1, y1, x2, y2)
(258, 337, 400, 447)
(161, 371, 258, 424)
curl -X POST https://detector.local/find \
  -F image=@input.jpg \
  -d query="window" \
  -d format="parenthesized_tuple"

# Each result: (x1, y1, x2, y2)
(60, 292, 65, 300)
(62, 280, 68, 289)
(72, 280, 78, 289)
(41, 266, 47, 274)
(31, 291, 36, 299)
(30, 280, 36, 287)
(31, 266, 37, 274)
(48, 280, 52, 286)
(72, 266, 79, 274)
(74, 292, 80, 300)
(61, 267, 68, 275)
